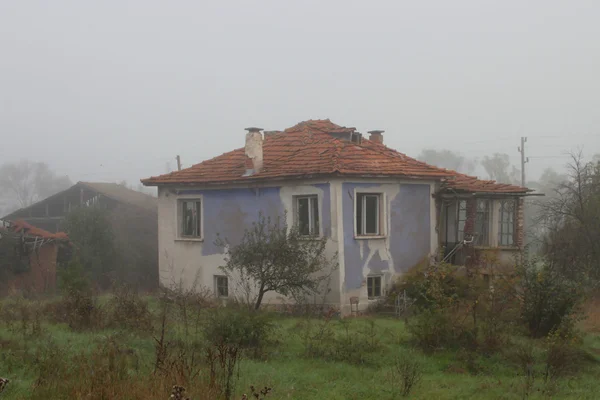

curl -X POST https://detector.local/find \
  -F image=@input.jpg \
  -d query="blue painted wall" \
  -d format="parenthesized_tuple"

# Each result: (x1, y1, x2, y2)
(178, 184, 331, 256)
(342, 183, 431, 290)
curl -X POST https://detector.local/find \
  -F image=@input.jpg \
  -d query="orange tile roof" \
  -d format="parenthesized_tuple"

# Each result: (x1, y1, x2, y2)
(444, 171, 531, 194)
(141, 119, 531, 194)
(5, 220, 69, 240)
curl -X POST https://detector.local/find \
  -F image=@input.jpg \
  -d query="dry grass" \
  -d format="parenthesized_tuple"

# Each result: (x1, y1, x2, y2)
(580, 295, 600, 333)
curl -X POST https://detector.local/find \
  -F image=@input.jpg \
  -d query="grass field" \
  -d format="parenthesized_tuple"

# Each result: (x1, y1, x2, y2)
(1, 295, 600, 399)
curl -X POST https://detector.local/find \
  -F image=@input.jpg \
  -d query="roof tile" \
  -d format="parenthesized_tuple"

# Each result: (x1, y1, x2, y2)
(142, 119, 531, 194)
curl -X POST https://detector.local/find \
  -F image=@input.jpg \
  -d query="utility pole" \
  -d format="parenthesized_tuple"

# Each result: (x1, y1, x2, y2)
(518, 137, 529, 187)
(176, 155, 181, 171)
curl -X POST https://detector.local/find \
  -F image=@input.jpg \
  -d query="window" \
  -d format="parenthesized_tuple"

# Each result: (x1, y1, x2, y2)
(498, 200, 516, 246)
(356, 193, 383, 236)
(474, 199, 490, 246)
(367, 276, 382, 299)
(214, 275, 228, 297)
(295, 195, 319, 236)
(456, 200, 467, 241)
(179, 199, 202, 238)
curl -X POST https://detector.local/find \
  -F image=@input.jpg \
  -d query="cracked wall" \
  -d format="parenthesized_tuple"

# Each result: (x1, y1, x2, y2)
(157, 183, 338, 305)
(341, 182, 432, 307)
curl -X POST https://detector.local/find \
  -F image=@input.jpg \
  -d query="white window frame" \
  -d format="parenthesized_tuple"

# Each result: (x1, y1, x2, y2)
(214, 275, 229, 298)
(354, 192, 386, 238)
(367, 275, 383, 299)
(176, 197, 204, 241)
(293, 194, 320, 237)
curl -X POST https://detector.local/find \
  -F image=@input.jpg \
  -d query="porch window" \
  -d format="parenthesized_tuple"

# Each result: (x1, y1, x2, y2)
(367, 276, 382, 298)
(295, 195, 319, 236)
(214, 275, 229, 297)
(356, 193, 383, 236)
(474, 199, 490, 246)
(498, 200, 516, 246)
(179, 199, 202, 238)
(456, 200, 467, 241)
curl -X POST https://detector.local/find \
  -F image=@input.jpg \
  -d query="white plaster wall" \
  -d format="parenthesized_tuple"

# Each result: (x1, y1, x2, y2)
(157, 187, 226, 292)
(156, 182, 343, 308)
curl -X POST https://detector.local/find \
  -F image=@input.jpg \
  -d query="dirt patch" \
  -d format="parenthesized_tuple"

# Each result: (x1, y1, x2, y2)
(445, 364, 467, 374)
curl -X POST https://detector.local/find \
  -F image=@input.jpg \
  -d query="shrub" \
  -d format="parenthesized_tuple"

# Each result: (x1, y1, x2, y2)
(543, 315, 584, 383)
(406, 309, 458, 351)
(105, 284, 152, 332)
(387, 352, 423, 397)
(295, 315, 382, 365)
(55, 259, 103, 330)
(518, 259, 585, 338)
(394, 261, 469, 312)
(202, 308, 276, 358)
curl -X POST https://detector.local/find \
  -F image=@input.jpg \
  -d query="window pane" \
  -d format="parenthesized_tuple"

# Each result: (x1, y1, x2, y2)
(365, 195, 379, 234)
(498, 200, 515, 246)
(356, 194, 363, 235)
(297, 197, 310, 235)
(367, 276, 381, 298)
(311, 197, 319, 235)
(181, 200, 201, 237)
(195, 201, 202, 237)
(457, 200, 467, 241)
(475, 200, 489, 245)
(216, 276, 228, 297)
(182, 201, 193, 236)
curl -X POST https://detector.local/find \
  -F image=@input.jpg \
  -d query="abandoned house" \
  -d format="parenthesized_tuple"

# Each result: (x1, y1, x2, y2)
(2, 181, 159, 289)
(0, 220, 69, 295)
(141, 119, 535, 314)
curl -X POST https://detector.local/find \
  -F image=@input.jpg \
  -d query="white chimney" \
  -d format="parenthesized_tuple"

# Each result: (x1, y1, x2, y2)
(244, 127, 263, 175)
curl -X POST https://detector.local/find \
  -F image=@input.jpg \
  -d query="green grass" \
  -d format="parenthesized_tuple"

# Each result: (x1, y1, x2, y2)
(1, 298, 600, 399)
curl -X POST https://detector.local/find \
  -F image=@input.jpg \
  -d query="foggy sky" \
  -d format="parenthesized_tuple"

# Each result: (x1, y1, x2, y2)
(2, 0, 599, 186)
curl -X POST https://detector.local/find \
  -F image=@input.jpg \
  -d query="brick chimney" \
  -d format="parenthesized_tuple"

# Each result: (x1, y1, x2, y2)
(368, 130, 384, 144)
(244, 127, 263, 175)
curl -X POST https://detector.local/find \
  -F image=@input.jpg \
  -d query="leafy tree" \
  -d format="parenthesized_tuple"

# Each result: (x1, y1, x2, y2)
(481, 153, 520, 184)
(63, 207, 118, 289)
(417, 149, 477, 175)
(216, 213, 338, 310)
(0, 160, 71, 211)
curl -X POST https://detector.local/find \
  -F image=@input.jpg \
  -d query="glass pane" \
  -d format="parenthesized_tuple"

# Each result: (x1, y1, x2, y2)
(297, 197, 310, 235)
(457, 200, 467, 241)
(458, 201, 467, 220)
(475, 200, 489, 245)
(311, 197, 319, 235)
(182, 201, 194, 236)
(195, 201, 202, 237)
(365, 195, 379, 234)
(356, 194, 363, 235)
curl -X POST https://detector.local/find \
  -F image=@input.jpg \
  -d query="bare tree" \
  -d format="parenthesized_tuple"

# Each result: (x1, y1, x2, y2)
(417, 149, 477, 175)
(0, 160, 71, 210)
(538, 152, 600, 279)
(481, 153, 520, 184)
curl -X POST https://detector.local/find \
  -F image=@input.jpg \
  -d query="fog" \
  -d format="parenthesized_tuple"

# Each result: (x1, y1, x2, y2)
(2, 1, 599, 192)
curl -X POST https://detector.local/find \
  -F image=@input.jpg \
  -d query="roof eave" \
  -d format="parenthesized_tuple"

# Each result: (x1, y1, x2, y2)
(141, 171, 449, 187)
